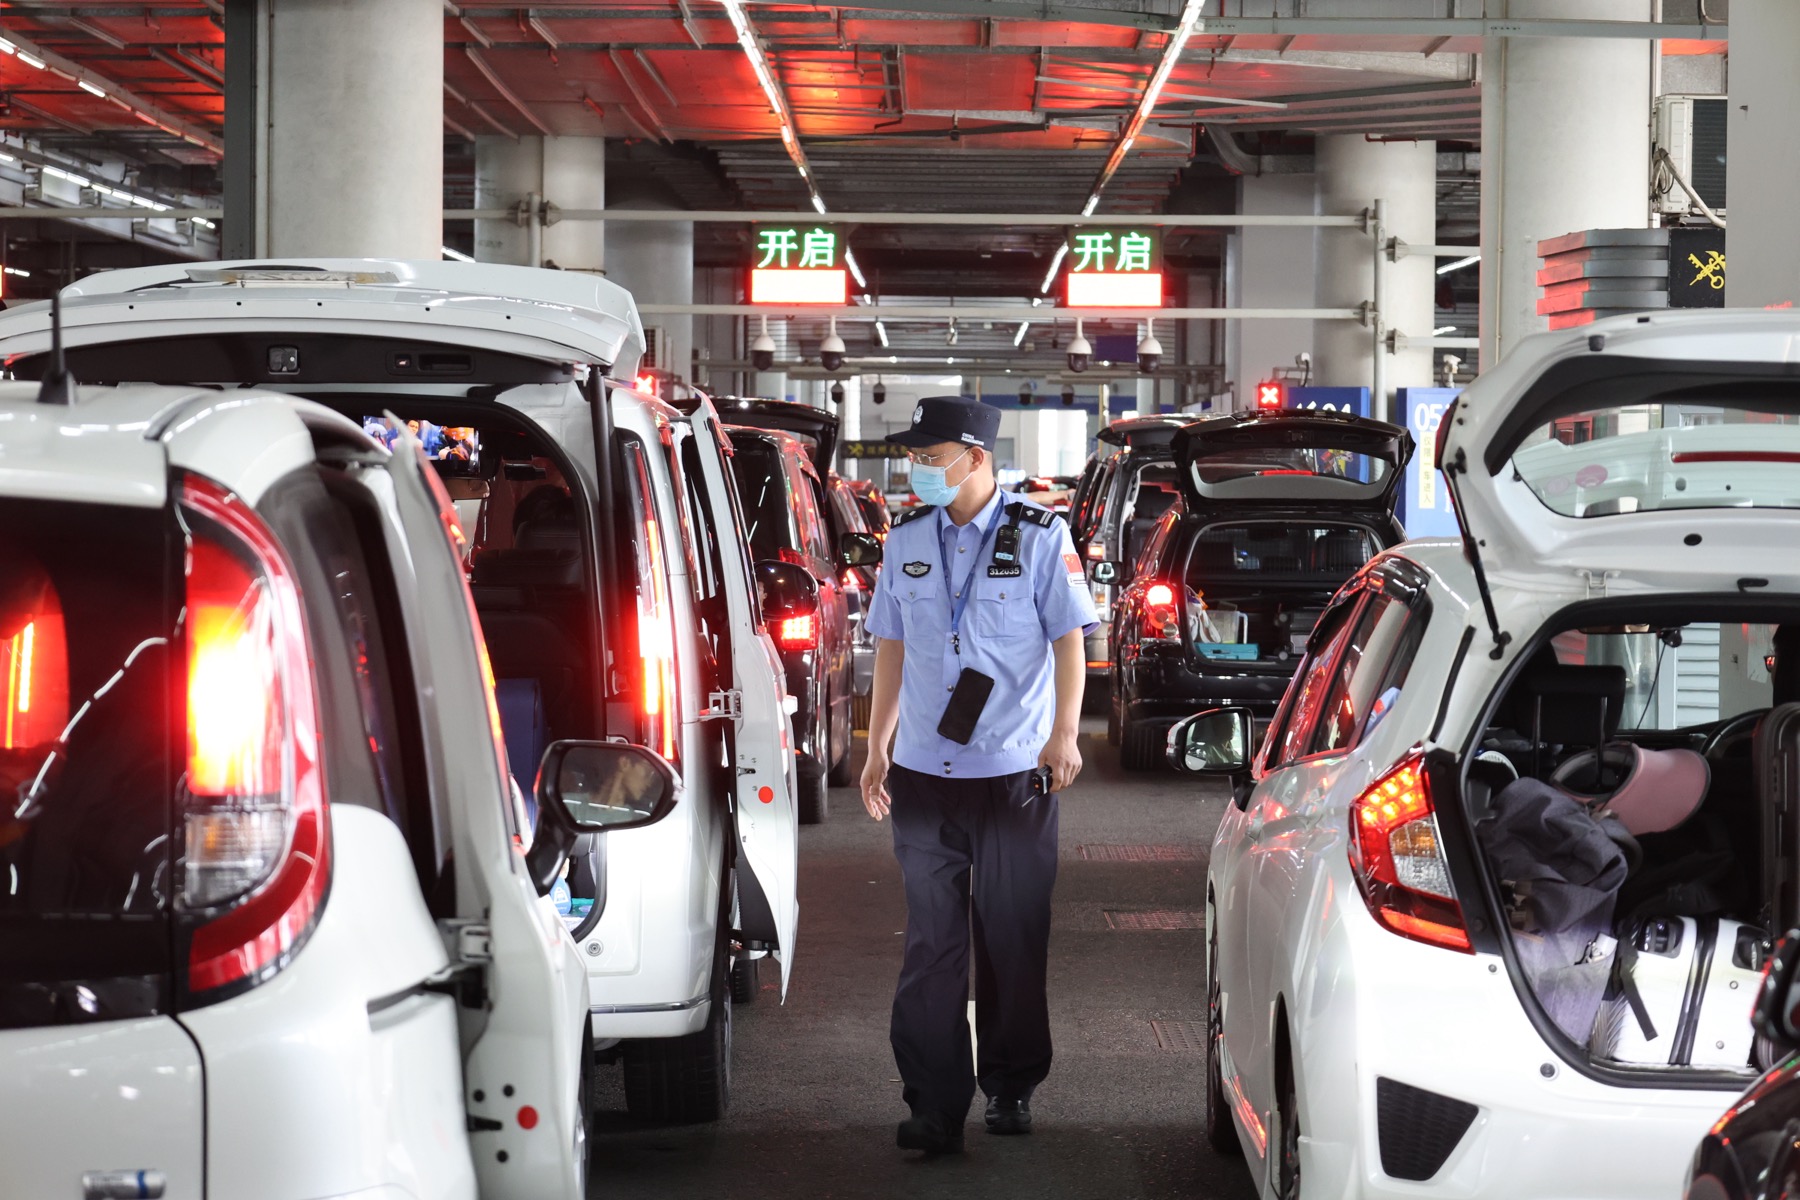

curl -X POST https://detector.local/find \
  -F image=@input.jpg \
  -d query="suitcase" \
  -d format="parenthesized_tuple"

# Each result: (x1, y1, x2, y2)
(1756, 702, 1800, 930)
(1591, 916, 1767, 1068)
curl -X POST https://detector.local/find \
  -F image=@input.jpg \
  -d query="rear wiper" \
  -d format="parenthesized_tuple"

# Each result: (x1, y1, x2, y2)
(1440, 445, 1512, 661)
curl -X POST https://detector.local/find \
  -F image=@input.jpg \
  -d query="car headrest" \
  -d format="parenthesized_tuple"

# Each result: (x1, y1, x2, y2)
(471, 545, 581, 589)
(1506, 660, 1630, 742)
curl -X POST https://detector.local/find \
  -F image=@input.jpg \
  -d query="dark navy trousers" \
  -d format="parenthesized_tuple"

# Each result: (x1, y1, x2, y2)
(888, 763, 1059, 1122)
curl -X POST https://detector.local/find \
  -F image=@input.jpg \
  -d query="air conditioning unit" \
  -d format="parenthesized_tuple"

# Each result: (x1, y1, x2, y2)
(1653, 94, 1727, 216)
(641, 325, 666, 372)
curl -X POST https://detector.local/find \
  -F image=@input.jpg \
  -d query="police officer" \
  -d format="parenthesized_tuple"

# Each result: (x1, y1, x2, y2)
(861, 396, 1097, 1155)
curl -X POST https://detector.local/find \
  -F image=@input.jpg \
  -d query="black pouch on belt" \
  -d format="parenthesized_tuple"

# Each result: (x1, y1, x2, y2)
(937, 668, 996, 744)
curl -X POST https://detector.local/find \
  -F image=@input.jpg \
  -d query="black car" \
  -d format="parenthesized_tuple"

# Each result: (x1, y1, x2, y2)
(1104, 410, 1413, 769)
(1068, 415, 1194, 684)
(1686, 928, 1800, 1199)
(724, 414, 876, 823)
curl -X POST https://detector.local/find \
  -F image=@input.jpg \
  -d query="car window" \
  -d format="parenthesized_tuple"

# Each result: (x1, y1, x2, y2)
(1138, 506, 1183, 574)
(673, 430, 731, 695)
(258, 465, 449, 910)
(1072, 460, 1113, 547)
(1265, 596, 1364, 769)
(619, 436, 681, 763)
(1304, 591, 1425, 758)
(0, 498, 178, 1020)
(728, 435, 799, 562)
(795, 462, 832, 565)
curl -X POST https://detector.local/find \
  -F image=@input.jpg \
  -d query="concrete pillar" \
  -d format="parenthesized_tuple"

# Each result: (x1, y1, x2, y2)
(605, 201, 693, 385)
(265, 0, 441, 259)
(1480, 0, 1653, 365)
(1313, 136, 1436, 420)
(476, 137, 606, 271)
(1229, 173, 1317, 410)
(1727, 0, 1800, 307)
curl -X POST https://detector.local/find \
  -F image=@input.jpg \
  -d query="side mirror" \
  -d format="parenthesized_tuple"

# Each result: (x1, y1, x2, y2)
(1166, 707, 1255, 775)
(523, 741, 680, 894)
(1754, 930, 1800, 1050)
(756, 558, 820, 622)
(839, 531, 882, 569)
(1091, 560, 1120, 585)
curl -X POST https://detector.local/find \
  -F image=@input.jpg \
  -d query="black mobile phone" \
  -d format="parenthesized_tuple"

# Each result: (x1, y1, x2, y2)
(1029, 766, 1053, 796)
(936, 668, 996, 744)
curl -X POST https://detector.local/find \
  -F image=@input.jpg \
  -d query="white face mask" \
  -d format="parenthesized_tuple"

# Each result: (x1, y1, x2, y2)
(910, 449, 971, 506)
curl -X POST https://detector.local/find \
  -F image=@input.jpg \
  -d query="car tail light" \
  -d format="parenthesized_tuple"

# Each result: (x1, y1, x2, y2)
(179, 474, 330, 993)
(2, 590, 68, 752)
(1141, 582, 1181, 642)
(637, 513, 680, 762)
(773, 612, 819, 652)
(1085, 541, 1106, 561)
(1348, 755, 1471, 954)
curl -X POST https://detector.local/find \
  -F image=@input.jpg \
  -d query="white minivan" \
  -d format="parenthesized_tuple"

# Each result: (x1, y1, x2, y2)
(0, 260, 803, 1123)
(0, 372, 675, 1198)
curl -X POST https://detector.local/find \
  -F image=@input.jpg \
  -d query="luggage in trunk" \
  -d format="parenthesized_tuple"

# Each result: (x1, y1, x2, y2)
(1591, 916, 1767, 1068)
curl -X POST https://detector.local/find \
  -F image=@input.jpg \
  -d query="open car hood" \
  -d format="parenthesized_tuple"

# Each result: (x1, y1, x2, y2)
(0, 259, 647, 383)
(1170, 410, 1412, 515)
(1435, 310, 1800, 591)
(711, 396, 838, 473)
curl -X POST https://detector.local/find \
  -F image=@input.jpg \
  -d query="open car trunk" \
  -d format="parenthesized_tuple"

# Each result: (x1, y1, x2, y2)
(1463, 606, 1800, 1086)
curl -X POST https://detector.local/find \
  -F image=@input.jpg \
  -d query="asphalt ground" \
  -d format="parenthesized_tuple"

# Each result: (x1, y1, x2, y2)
(589, 716, 1261, 1200)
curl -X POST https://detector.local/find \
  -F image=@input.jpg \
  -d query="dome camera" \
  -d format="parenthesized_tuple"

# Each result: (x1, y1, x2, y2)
(751, 315, 776, 372)
(1018, 384, 1033, 408)
(1060, 384, 1076, 407)
(819, 316, 846, 373)
(871, 379, 887, 405)
(1066, 331, 1092, 374)
(1136, 331, 1163, 375)
(830, 380, 846, 405)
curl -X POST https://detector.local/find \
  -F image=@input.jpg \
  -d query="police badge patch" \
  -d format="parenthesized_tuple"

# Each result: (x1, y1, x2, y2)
(903, 561, 931, 577)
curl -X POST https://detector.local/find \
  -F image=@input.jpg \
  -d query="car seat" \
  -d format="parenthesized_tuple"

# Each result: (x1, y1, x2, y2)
(1313, 529, 1371, 575)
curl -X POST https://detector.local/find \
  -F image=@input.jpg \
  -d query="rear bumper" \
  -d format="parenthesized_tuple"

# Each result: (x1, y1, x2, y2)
(1121, 645, 1294, 723)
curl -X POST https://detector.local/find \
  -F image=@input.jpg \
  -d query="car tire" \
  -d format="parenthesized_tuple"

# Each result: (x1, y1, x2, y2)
(730, 952, 760, 1006)
(1272, 1041, 1301, 1200)
(827, 712, 855, 787)
(1119, 720, 1164, 772)
(797, 754, 828, 824)
(1203, 900, 1241, 1156)
(622, 887, 733, 1124)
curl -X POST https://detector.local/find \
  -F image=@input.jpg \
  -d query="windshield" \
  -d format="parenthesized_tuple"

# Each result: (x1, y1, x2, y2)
(728, 436, 799, 561)
(0, 500, 178, 1026)
(1512, 401, 1800, 517)
(1193, 447, 1393, 488)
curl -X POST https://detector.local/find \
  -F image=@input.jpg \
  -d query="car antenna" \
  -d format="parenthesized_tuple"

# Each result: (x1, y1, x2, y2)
(35, 290, 75, 406)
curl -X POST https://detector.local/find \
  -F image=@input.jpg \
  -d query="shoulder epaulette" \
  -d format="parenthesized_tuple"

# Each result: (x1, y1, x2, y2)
(1004, 501, 1060, 529)
(893, 505, 938, 528)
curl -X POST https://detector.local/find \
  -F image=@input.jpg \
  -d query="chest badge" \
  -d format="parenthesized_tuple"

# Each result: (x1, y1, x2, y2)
(903, 561, 931, 577)
(988, 564, 1023, 578)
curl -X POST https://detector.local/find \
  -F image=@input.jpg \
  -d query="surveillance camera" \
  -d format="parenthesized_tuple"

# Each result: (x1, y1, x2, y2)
(751, 330, 776, 373)
(1018, 385, 1032, 408)
(1060, 384, 1076, 407)
(819, 330, 846, 373)
(1136, 333, 1163, 375)
(1066, 331, 1092, 374)
(830, 380, 846, 405)
(871, 381, 887, 405)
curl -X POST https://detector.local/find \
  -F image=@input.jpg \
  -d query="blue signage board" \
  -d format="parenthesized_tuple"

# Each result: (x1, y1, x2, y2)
(1395, 386, 1463, 539)
(1286, 386, 1369, 417)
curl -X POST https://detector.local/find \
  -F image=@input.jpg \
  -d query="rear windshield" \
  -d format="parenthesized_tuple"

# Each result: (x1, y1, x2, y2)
(1184, 522, 1381, 583)
(1513, 401, 1800, 517)
(729, 436, 799, 561)
(0, 499, 178, 1022)
(1191, 447, 1393, 490)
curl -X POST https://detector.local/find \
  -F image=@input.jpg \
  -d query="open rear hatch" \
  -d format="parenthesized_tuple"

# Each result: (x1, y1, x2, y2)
(712, 396, 839, 474)
(1169, 409, 1412, 516)
(1435, 311, 1800, 598)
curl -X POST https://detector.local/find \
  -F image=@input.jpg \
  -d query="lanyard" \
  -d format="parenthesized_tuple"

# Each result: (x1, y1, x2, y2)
(938, 498, 1008, 655)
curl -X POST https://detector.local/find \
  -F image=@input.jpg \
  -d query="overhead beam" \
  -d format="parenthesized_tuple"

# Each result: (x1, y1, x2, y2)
(443, 208, 1367, 227)
(464, 46, 554, 136)
(0, 27, 223, 154)
(640, 303, 1363, 320)
(1198, 15, 1725, 40)
(1082, 0, 1207, 217)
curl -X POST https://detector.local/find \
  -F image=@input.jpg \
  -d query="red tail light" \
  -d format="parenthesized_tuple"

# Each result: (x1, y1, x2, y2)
(179, 474, 330, 993)
(774, 612, 819, 652)
(1348, 755, 1471, 953)
(2, 597, 67, 753)
(1140, 581, 1182, 643)
(638, 513, 680, 762)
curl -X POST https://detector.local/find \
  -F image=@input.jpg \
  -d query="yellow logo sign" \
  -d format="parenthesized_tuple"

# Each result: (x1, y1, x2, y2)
(1687, 249, 1726, 291)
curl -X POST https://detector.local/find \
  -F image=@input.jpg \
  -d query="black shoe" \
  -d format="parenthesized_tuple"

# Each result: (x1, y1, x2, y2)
(897, 1110, 965, 1155)
(984, 1095, 1032, 1136)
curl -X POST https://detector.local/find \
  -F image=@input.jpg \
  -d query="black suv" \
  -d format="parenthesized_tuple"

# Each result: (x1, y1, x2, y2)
(723, 408, 877, 822)
(1104, 410, 1413, 769)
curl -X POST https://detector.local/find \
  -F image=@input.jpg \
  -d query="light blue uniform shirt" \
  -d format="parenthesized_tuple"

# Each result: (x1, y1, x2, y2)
(866, 488, 1098, 779)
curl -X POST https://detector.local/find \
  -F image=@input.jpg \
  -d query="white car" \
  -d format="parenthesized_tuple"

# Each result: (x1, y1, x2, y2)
(0, 375, 674, 1198)
(1172, 309, 1800, 1199)
(0, 260, 802, 1124)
